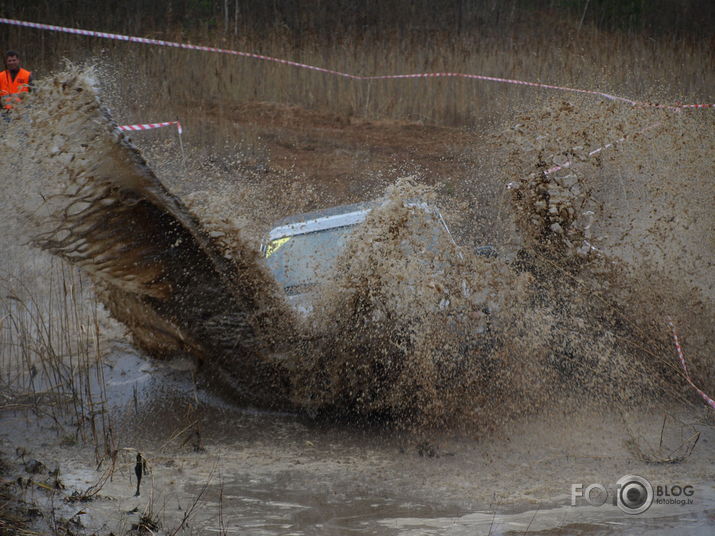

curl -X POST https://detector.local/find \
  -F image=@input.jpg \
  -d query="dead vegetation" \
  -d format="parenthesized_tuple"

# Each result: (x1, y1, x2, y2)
(0, 263, 115, 458)
(624, 414, 702, 465)
(5, 2, 713, 131)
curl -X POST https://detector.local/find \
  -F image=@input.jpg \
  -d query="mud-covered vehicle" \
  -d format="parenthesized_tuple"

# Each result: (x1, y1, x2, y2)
(261, 200, 495, 313)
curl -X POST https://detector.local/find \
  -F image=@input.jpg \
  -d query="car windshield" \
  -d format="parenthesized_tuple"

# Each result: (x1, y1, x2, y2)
(264, 225, 356, 291)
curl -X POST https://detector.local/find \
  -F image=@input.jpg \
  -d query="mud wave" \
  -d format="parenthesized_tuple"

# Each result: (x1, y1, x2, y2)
(0, 67, 297, 408)
(2, 68, 712, 429)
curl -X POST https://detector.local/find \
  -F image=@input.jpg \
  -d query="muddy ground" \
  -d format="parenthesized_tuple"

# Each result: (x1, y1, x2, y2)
(1, 86, 714, 534)
(2, 344, 714, 535)
(140, 100, 503, 245)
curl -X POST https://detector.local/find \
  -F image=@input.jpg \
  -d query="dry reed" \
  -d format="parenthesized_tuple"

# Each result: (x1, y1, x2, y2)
(0, 260, 114, 459)
(0, 1, 710, 143)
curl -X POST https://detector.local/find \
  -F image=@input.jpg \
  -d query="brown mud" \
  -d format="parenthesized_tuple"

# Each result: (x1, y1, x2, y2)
(1, 67, 714, 534)
(1, 347, 714, 535)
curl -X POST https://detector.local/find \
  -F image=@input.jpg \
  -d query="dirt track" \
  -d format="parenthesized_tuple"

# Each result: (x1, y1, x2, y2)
(148, 99, 494, 199)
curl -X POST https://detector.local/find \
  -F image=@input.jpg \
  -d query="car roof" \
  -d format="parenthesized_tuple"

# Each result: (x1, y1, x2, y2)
(271, 201, 377, 227)
(267, 201, 377, 240)
(265, 199, 444, 242)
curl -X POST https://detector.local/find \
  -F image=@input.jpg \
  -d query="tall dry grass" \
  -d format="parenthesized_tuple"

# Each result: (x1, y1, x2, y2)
(0, 261, 113, 458)
(0, 3, 711, 143)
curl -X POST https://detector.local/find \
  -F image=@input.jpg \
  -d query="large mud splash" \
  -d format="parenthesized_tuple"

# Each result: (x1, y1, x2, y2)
(1, 68, 712, 430)
(292, 175, 713, 429)
(0, 68, 297, 408)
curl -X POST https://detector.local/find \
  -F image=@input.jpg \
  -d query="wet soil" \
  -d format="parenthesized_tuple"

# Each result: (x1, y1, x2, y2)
(1, 347, 714, 535)
(202, 100, 485, 184)
(150, 100, 496, 220)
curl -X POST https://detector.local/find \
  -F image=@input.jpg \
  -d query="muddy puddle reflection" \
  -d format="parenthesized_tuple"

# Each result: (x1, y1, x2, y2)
(187, 480, 465, 535)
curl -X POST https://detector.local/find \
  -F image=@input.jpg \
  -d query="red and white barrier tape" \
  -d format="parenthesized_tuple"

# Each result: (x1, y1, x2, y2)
(2, 17, 713, 111)
(543, 121, 662, 176)
(668, 321, 715, 410)
(506, 121, 662, 191)
(118, 121, 182, 134)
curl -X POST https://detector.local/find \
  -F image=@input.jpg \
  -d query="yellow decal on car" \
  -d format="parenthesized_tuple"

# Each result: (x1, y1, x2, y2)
(265, 237, 291, 258)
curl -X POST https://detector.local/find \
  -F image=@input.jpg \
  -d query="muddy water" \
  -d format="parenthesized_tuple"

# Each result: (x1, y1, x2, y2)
(2, 346, 713, 534)
(1, 68, 714, 535)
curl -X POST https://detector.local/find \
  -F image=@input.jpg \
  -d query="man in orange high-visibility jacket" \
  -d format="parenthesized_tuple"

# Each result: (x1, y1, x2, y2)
(0, 50, 32, 110)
